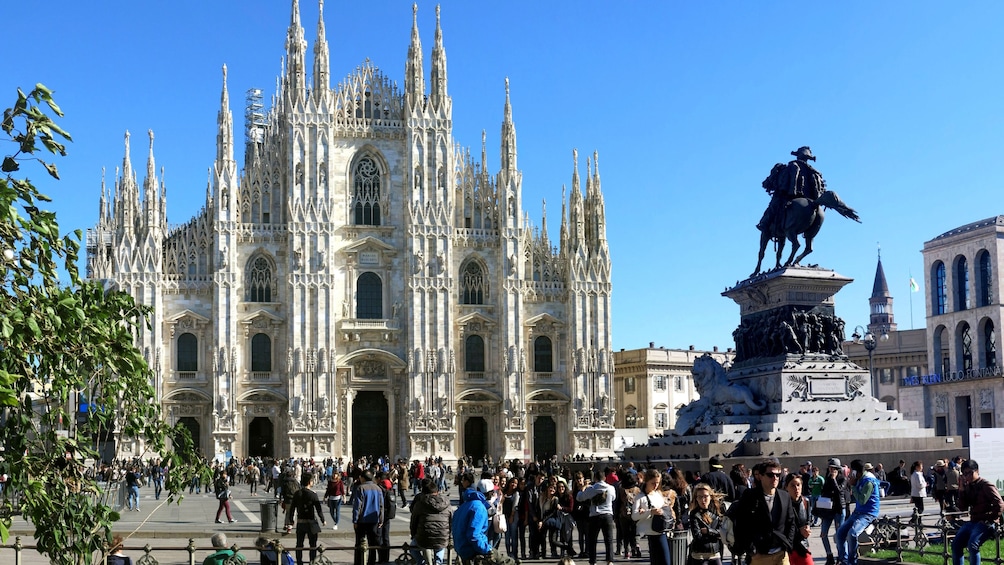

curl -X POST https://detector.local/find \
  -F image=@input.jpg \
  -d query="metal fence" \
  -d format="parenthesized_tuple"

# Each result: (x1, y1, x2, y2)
(864, 509, 1004, 565)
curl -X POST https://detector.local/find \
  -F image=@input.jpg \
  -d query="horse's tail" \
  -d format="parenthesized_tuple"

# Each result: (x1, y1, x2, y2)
(817, 190, 861, 223)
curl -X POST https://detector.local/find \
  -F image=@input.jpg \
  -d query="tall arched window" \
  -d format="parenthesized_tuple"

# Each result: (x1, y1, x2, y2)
(933, 262, 947, 315)
(979, 251, 993, 307)
(251, 333, 272, 372)
(356, 272, 383, 319)
(985, 320, 997, 370)
(461, 262, 487, 304)
(533, 336, 553, 372)
(465, 335, 485, 372)
(955, 256, 970, 311)
(177, 333, 198, 372)
(246, 256, 273, 302)
(352, 156, 381, 225)
(959, 322, 973, 373)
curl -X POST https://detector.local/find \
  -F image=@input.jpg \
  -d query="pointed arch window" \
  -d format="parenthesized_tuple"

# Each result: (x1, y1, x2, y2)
(933, 262, 947, 315)
(177, 333, 198, 372)
(251, 333, 272, 372)
(356, 272, 383, 319)
(465, 335, 485, 372)
(533, 336, 553, 372)
(461, 262, 488, 304)
(352, 156, 381, 226)
(956, 256, 970, 311)
(979, 251, 993, 307)
(246, 256, 274, 302)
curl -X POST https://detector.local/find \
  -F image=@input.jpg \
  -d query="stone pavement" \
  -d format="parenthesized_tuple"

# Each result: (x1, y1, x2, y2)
(0, 483, 931, 565)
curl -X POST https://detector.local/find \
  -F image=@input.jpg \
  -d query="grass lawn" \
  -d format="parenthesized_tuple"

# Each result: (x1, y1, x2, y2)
(870, 543, 1001, 565)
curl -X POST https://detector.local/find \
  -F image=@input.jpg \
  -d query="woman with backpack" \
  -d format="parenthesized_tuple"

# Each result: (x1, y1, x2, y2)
(213, 471, 235, 524)
(631, 469, 674, 565)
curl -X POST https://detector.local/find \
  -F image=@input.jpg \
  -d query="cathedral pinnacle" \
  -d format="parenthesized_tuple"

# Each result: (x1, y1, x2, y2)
(285, 0, 307, 98)
(500, 78, 517, 173)
(405, 3, 425, 108)
(217, 65, 234, 164)
(430, 4, 449, 109)
(313, 0, 330, 94)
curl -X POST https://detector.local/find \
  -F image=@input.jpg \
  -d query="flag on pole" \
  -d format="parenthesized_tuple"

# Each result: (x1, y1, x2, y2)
(909, 277, 919, 292)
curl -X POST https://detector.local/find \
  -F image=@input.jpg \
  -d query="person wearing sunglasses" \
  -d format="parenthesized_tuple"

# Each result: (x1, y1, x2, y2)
(952, 460, 1004, 565)
(727, 459, 796, 565)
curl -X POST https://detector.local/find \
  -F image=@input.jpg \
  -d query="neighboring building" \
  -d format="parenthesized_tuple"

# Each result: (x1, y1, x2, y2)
(612, 345, 734, 435)
(914, 216, 1004, 444)
(85, 3, 614, 463)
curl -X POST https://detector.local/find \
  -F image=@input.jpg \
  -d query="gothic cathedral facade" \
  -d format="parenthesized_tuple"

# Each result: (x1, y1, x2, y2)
(86, 2, 613, 464)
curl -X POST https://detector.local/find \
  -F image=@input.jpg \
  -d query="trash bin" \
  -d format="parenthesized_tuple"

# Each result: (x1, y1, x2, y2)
(669, 530, 689, 565)
(260, 500, 279, 533)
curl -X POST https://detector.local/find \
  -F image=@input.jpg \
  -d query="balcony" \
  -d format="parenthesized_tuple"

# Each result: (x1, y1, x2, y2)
(528, 371, 563, 384)
(173, 371, 202, 381)
(249, 371, 276, 382)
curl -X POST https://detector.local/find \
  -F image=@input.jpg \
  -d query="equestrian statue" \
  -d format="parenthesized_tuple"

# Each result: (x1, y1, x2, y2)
(752, 147, 861, 276)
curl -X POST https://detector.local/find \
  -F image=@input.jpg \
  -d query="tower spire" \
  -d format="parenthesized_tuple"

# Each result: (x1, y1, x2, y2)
(285, 0, 307, 98)
(869, 246, 896, 333)
(500, 78, 517, 173)
(430, 4, 449, 109)
(313, 0, 330, 95)
(405, 4, 425, 108)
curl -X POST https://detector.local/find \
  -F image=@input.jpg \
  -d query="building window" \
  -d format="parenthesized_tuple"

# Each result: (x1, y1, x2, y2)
(654, 375, 667, 391)
(985, 320, 997, 370)
(352, 156, 381, 225)
(674, 375, 683, 391)
(955, 256, 970, 311)
(533, 336, 552, 372)
(961, 322, 973, 373)
(624, 377, 635, 394)
(935, 415, 948, 436)
(246, 256, 273, 302)
(251, 333, 272, 372)
(981, 412, 994, 428)
(655, 412, 667, 428)
(879, 368, 894, 384)
(465, 335, 485, 372)
(933, 262, 947, 315)
(177, 332, 198, 372)
(461, 261, 487, 305)
(356, 272, 383, 319)
(979, 251, 993, 307)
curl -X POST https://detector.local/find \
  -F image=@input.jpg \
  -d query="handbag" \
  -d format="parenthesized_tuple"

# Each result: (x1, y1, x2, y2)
(493, 511, 508, 534)
(646, 494, 673, 533)
(815, 496, 833, 510)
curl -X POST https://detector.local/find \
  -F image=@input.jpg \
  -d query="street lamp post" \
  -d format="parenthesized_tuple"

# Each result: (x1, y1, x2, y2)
(852, 325, 889, 399)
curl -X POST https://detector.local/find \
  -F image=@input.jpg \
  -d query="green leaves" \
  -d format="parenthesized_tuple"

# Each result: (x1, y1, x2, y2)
(0, 85, 200, 564)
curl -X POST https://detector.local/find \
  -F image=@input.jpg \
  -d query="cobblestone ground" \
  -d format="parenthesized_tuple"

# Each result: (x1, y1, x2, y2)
(3, 483, 927, 565)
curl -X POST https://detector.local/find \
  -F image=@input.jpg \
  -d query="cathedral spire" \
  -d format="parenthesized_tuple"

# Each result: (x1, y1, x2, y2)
(559, 184, 569, 253)
(312, 0, 330, 95)
(541, 199, 549, 242)
(591, 150, 607, 244)
(217, 65, 234, 165)
(405, 4, 425, 109)
(569, 149, 585, 249)
(500, 78, 517, 173)
(285, 0, 307, 98)
(480, 130, 487, 173)
(430, 4, 449, 110)
(99, 166, 108, 225)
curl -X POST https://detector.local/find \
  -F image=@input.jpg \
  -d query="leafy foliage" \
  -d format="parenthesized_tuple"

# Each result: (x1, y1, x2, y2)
(0, 85, 200, 564)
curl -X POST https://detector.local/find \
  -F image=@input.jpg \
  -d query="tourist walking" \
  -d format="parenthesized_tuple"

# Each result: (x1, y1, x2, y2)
(352, 470, 384, 565)
(324, 472, 346, 529)
(812, 459, 847, 565)
(631, 469, 673, 565)
(729, 459, 795, 565)
(784, 473, 812, 565)
(688, 483, 724, 565)
(213, 472, 235, 523)
(576, 469, 616, 565)
(289, 473, 326, 565)
(125, 466, 142, 512)
(910, 460, 927, 514)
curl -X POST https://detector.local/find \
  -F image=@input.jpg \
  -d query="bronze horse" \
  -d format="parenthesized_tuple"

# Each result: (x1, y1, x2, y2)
(752, 190, 860, 276)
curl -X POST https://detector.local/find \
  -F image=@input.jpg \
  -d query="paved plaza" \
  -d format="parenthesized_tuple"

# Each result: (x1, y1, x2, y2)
(1, 481, 932, 565)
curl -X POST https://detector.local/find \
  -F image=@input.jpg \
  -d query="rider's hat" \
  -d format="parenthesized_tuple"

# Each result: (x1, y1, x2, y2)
(791, 146, 816, 161)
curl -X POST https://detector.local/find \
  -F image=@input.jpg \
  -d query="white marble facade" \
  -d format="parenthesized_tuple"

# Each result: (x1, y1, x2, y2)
(85, 2, 614, 464)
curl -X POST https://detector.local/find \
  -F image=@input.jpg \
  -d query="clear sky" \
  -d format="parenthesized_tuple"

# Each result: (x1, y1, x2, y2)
(6, 1, 1003, 352)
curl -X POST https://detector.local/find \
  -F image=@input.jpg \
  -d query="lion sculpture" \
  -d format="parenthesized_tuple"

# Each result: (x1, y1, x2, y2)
(674, 354, 767, 435)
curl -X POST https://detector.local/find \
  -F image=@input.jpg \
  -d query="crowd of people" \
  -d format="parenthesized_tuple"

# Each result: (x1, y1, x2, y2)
(97, 451, 1002, 565)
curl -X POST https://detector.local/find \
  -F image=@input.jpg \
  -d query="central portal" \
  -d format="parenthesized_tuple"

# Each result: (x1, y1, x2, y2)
(533, 415, 556, 461)
(464, 416, 488, 463)
(352, 391, 389, 459)
(248, 417, 274, 457)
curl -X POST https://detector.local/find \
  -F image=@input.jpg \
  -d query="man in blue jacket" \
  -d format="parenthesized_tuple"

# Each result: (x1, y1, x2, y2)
(353, 470, 385, 565)
(836, 459, 881, 565)
(452, 472, 493, 565)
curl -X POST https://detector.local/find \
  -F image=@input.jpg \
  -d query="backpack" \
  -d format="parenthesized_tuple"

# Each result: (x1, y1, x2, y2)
(720, 513, 736, 552)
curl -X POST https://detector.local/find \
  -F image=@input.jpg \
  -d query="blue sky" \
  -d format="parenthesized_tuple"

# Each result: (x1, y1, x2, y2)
(6, 1, 1004, 352)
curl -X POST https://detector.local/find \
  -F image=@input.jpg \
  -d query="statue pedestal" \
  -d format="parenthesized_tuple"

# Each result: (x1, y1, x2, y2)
(624, 266, 961, 472)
